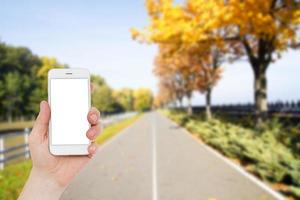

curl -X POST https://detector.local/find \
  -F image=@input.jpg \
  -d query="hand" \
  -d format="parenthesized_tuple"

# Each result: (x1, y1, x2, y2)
(18, 101, 102, 200)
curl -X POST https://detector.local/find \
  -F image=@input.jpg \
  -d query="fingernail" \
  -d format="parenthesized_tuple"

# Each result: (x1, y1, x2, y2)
(91, 114, 97, 122)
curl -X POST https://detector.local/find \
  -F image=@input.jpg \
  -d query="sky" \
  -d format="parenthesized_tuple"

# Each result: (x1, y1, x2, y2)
(0, 0, 299, 105)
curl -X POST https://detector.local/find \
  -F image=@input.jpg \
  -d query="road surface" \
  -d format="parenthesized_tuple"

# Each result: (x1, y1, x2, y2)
(61, 112, 283, 200)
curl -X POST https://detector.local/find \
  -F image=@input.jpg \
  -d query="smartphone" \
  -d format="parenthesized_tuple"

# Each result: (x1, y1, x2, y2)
(48, 68, 91, 155)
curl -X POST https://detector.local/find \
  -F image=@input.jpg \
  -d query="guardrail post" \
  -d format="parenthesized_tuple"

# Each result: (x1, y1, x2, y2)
(0, 137, 4, 170)
(24, 128, 30, 159)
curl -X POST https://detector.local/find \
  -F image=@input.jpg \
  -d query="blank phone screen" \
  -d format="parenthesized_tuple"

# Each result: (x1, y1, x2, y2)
(50, 79, 90, 145)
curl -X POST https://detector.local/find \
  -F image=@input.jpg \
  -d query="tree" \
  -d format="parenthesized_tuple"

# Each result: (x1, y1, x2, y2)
(0, 42, 42, 120)
(216, 0, 300, 125)
(2, 72, 22, 122)
(131, 0, 225, 119)
(154, 44, 195, 114)
(37, 57, 66, 96)
(133, 88, 153, 111)
(113, 88, 134, 111)
(91, 75, 119, 113)
(93, 85, 117, 113)
(132, 0, 300, 125)
(28, 57, 66, 114)
(91, 74, 106, 86)
(154, 81, 176, 108)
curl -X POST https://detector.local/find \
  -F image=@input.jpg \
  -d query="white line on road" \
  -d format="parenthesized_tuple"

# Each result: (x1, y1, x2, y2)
(152, 113, 158, 200)
(200, 141, 285, 200)
(161, 112, 285, 200)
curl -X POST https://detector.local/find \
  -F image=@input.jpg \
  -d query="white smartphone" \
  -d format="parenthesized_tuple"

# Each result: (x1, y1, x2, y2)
(48, 68, 91, 155)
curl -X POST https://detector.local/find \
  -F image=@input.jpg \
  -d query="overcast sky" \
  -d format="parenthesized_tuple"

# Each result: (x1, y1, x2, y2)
(1, 0, 299, 105)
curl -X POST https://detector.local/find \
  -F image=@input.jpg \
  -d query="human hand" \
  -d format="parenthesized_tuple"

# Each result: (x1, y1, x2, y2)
(18, 101, 101, 200)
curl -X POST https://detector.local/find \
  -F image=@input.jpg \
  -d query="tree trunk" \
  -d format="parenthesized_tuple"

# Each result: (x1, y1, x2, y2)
(187, 96, 193, 115)
(253, 64, 268, 127)
(205, 87, 212, 120)
(7, 105, 12, 123)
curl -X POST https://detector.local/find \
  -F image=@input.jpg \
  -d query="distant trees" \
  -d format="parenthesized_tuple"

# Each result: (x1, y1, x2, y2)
(0, 41, 154, 121)
(29, 57, 66, 114)
(131, 0, 300, 124)
(133, 88, 153, 111)
(0, 42, 41, 121)
(91, 75, 153, 113)
(113, 88, 134, 111)
(91, 75, 120, 113)
(153, 44, 223, 118)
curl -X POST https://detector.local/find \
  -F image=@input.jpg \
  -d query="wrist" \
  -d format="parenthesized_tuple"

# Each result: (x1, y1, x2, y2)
(18, 168, 65, 200)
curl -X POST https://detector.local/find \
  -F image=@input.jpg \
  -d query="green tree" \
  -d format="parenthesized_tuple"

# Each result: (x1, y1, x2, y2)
(2, 72, 22, 122)
(37, 57, 66, 95)
(91, 75, 120, 113)
(91, 74, 106, 86)
(0, 42, 41, 120)
(28, 57, 66, 113)
(92, 85, 117, 113)
(113, 88, 134, 111)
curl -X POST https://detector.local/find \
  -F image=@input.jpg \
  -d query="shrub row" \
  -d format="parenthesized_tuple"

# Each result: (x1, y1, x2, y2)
(163, 110, 300, 199)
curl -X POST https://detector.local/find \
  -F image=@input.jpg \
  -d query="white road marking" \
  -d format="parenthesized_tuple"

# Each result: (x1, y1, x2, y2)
(161, 112, 285, 200)
(152, 113, 158, 200)
(200, 141, 285, 200)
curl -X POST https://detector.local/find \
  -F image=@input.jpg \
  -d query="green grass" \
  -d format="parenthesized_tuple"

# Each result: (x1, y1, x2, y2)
(0, 121, 34, 132)
(96, 114, 142, 144)
(161, 109, 300, 200)
(0, 113, 142, 200)
(0, 160, 32, 200)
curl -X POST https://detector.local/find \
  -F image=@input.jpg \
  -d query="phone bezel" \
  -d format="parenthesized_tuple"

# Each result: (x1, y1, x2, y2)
(48, 68, 91, 155)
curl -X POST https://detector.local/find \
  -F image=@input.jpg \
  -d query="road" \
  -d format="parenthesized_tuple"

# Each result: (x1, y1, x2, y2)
(61, 112, 283, 200)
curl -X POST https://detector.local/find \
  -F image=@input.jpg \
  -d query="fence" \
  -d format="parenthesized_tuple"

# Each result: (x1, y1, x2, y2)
(0, 129, 30, 170)
(0, 112, 137, 170)
(174, 101, 300, 116)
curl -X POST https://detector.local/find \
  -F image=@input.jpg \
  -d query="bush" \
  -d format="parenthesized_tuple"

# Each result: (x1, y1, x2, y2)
(163, 110, 300, 199)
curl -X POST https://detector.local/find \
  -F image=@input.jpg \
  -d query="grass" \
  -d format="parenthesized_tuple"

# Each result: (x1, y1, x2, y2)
(0, 113, 142, 200)
(161, 109, 300, 200)
(0, 160, 32, 200)
(0, 121, 34, 132)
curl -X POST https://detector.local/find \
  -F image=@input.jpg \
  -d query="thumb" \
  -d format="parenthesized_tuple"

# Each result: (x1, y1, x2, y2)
(31, 101, 51, 143)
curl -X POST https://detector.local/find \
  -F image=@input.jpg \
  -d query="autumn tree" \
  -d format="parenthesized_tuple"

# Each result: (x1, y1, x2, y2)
(154, 81, 176, 108)
(133, 88, 153, 111)
(191, 48, 223, 119)
(182, 0, 300, 125)
(132, 0, 300, 125)
(154, 44, 197, 114)
(218, 0, 300, 125)
(131, 0, 225, 119)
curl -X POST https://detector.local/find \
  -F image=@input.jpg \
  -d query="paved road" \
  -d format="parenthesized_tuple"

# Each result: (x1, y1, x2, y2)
(61, 112, 283, 200)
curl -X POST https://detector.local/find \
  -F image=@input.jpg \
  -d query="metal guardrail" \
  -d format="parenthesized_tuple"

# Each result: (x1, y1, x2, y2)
(0, 128, 30, 170)
(0, 112, 137, 170)
(173, 102, 300, 117)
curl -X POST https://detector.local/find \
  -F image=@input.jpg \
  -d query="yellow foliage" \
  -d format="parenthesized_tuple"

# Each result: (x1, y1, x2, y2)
(131, 0, 300, 109)
(133, 88, 153, 111)
(132, 0, 300, 54)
